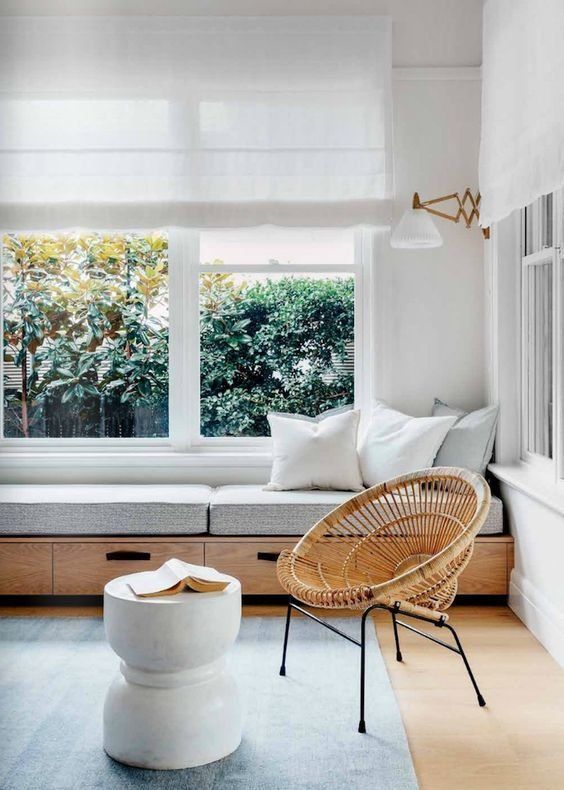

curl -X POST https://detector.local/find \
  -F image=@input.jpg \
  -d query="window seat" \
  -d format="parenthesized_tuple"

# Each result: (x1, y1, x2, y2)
(0, 484, 511, 599)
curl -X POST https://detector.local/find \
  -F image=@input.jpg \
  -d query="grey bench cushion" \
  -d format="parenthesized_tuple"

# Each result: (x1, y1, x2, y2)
(210, 485, 504, 537)
(0, 485, 211, 536)
(210, 486, 355, 536)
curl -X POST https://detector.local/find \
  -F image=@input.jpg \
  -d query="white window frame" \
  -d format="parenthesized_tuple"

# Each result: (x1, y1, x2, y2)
(520, 247, 557, 473)
(518, 191, 564, 480)
(0, 226, 375, 456)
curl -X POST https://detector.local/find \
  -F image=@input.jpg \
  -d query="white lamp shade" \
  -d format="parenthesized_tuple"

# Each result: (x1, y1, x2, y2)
(390, 208, 443, 249)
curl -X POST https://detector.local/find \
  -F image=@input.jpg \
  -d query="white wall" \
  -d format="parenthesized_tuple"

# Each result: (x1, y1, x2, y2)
(0, 1, 487, 483)
(0, 0, 484, 68)
(502, 484, 564, 667)
(380, 74, 485, 416)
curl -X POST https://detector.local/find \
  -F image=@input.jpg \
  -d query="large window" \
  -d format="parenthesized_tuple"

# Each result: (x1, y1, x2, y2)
(2, 227, 371, 448)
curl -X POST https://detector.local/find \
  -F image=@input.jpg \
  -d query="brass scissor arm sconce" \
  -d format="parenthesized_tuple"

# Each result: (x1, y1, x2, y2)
(412, 189, 489, 238)
(391, 188, 490, 249)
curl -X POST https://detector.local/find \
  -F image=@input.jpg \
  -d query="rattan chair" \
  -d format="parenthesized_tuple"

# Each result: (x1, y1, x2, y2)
(276, 467, 491, 733)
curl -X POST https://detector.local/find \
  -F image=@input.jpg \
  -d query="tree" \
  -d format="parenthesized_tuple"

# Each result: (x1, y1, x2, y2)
(3, 234, 354, 439)
(2, 232, 169, 438)
(200, 273, 354, 436)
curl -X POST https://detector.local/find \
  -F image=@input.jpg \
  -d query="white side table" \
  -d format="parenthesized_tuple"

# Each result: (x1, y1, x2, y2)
(103, 572, 242, 769)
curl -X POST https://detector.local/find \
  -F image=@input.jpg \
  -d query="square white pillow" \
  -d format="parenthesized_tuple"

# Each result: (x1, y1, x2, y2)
(358, 401, 457, 487)
(266, 410, 364, 491)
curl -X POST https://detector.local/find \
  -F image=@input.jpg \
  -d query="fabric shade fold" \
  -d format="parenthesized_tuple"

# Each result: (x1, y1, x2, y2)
(0, 15, 392, 230)
(479, 0, 564, 225)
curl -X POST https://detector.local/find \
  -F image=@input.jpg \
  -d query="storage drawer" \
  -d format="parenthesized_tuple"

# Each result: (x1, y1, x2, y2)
(53, 542, 204, 595)
(205, 541, 295, 595)
(205, 539, 510, 597)
(458, 542, 508, 595)
(0, 543, 53, 595)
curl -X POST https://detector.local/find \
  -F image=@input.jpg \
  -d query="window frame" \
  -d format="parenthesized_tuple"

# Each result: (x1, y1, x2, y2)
(0, 226, 375, 455)
(519, 192, 564, 479)
(520, 247, 556, 472)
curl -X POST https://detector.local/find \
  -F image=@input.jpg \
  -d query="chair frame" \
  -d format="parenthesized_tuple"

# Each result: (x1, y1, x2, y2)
(279, 596, 485, 733)
(276, 467, 490, 732)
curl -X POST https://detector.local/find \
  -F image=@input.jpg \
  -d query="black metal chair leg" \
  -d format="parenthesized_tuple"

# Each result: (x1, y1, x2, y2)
(443, 623, 486, 707)
(279, 599, 293, 676)
(358, 607, 369, 733)
(391, 609, 403, 662)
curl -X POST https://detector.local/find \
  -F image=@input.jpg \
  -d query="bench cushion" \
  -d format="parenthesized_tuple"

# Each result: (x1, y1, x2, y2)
(210, 485, 504, 537)
(0, 485, 211, 536)
(210, 485, 354, 536)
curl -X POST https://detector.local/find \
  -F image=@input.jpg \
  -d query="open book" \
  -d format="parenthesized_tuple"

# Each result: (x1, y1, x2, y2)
(128, 558, 231, 597)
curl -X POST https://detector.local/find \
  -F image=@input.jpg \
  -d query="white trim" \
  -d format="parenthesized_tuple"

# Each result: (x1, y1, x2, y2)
(0, 450, 273, 470)
(489, 462, 564, 519)
(488, 214, 522, 463)
(520, 247, 556, 470)
(509, 568, 564, 668)
(392, 66, 481, 82)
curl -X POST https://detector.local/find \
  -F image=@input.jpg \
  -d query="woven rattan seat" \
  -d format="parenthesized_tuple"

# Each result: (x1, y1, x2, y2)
(277, 467, 490, 619)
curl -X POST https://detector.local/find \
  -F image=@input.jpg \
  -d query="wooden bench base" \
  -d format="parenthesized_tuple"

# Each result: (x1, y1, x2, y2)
(0, 535, 514, 598)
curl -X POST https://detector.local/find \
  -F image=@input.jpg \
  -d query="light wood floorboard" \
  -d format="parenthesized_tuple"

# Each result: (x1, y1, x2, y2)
(1, 603, 563, 789)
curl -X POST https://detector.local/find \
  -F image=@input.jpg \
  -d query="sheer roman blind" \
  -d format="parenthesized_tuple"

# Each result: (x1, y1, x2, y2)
(479, 0, 564, 225)
(0, 16, 392, 230)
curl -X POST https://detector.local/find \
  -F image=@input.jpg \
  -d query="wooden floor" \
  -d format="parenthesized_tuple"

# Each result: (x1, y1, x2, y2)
(1, 603, 563, 789)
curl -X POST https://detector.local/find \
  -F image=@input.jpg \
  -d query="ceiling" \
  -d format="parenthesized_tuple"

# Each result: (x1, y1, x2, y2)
(0, 0, 483, 67)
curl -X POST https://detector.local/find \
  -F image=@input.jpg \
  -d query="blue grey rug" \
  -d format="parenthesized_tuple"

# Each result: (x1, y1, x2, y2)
(0, 616, 417, 790)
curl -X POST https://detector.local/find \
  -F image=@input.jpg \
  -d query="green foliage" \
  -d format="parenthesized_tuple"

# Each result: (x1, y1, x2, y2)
(200, 273, 354, 436)
(2, 233, 354, 439)
(2, 232, 169, 438)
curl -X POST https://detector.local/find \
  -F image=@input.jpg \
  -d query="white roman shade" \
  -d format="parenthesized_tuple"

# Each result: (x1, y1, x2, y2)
(0, 16, 392, 230)
(479, 0, 564, 225)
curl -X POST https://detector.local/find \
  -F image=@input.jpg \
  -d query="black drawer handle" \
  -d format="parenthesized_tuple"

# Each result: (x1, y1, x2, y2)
(106, 550, 151, 561)
(257, 551, 281, 562)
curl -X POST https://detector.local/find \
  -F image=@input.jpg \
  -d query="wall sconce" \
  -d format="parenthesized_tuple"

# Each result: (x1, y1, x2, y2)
(390, 189, 490, 249)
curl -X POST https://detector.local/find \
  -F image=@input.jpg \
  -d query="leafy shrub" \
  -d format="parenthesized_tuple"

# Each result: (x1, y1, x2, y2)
(200, 273, 354, 436)
(2, 234, 354, 439)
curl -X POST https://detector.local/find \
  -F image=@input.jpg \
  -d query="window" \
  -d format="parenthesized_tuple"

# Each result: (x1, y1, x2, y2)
(520, 195, 557, 467)
(2, 227, 372, 449)
(2, 232, 169, 439)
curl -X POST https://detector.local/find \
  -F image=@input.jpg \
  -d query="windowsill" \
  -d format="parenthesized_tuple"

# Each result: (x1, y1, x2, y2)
(0, 449, 273, 469)
(489, 462, 564, 518)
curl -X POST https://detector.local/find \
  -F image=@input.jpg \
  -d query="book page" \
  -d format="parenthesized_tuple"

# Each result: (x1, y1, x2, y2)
(128, 558, 231, 596)
(128, 562, 180, 596)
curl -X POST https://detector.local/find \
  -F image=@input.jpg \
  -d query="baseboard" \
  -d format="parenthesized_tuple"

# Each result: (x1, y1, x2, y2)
(0, 595, 104, 607)
(0, 594, 290, 608)
(509, 569, 564, 667)
(454, 595, 507, 606)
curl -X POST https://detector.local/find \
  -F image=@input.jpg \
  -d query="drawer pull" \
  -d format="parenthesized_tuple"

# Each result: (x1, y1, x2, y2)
(106, 550, 151, 562)
(257, 551, 281, 562)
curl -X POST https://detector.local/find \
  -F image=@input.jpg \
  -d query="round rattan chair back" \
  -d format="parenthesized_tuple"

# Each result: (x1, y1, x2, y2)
(277, 467, 491, 613)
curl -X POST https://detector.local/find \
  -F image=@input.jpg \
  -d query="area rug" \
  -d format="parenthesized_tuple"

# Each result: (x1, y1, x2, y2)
(0, 616, 417, 790)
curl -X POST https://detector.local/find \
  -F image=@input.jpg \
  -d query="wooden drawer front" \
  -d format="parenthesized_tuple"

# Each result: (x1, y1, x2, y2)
(205, 542, 295, 595)
(53, 542, 204, 595)
(0, 543, 53, 595)
(205, 540, 510, 597)
(458, 543, 508, 595)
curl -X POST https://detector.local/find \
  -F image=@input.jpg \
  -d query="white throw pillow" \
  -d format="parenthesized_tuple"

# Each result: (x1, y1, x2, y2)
(266, 410, 364, 491)
(358, 401, 457, 487)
